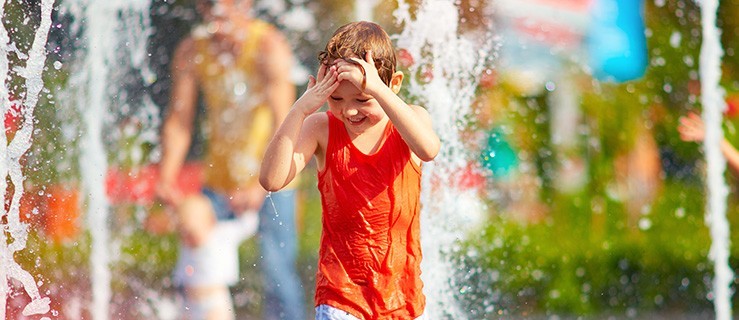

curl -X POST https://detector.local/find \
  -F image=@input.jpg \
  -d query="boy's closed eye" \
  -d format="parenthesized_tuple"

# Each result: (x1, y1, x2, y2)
(330, 96, 371, 103)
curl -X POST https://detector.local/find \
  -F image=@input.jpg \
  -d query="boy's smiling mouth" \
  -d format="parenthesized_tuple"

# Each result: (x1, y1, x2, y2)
(347, 116, 366, 124)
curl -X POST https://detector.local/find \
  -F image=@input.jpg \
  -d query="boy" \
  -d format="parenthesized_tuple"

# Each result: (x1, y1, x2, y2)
(260, 21, 441, 320)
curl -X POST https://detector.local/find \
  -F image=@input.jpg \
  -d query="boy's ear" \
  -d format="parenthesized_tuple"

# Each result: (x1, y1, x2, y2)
(390, 71, 404, 94)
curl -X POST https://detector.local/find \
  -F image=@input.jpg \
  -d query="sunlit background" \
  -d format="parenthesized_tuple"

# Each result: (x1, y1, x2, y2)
(3, 0, 739, 319)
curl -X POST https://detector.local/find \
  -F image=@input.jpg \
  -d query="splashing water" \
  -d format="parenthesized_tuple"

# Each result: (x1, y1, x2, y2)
(266, 191, 279, 222)
(0, 0, 54, 318)
(699, 0, 733, 318)
(394, 1, 494, 318)
(59, 0, 154, 318)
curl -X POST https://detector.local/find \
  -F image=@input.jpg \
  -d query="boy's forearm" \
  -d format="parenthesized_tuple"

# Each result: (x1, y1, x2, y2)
(370, 86, 440, 161)
(260, 108, 308, 191)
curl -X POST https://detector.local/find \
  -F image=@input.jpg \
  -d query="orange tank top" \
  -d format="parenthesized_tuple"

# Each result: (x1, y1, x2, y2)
(315, 112, 425, 319)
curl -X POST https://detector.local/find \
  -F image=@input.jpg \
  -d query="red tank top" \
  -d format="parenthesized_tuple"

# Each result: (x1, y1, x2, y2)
(315, 112, 425, 319)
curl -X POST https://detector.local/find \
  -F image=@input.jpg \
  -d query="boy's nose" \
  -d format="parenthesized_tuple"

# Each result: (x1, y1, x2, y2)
(343, 108, 359, 117)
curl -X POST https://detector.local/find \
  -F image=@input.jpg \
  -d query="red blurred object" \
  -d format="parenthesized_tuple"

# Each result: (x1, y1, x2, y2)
(421, 64, 434, 82)
(105, 162, 203, 205)
(498, 0, 593, 51)
(44, 185, 80, 244)
(4, 97, 22, 135)
(725, 95, 739, 118)
(19, 191, 42, 226)
(479, 68, 497, 89)
(536, 0, 592, 11)
(513, 18, 581, 49)
(459, 163, 486, 191)
(397, 48, 414, 69)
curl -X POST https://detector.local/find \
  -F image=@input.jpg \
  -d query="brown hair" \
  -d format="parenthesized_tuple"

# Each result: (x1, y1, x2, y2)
(318, 21, 397, 86)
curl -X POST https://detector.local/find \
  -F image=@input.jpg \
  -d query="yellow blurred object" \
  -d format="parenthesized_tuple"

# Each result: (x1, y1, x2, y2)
(499, 69, 546, 97)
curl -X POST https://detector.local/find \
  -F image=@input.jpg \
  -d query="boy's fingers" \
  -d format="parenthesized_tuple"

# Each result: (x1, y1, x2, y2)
(321, 67, 336, 85)
(348, 57, 367, 68)
(308, 75, 316, 88)
(317, 63, 327, 82)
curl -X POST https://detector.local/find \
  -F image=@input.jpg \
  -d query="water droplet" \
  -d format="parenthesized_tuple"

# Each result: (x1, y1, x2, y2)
(675, 207, 686, 218)
(638, 218, 652, 230)
(670, 31, 682, 48)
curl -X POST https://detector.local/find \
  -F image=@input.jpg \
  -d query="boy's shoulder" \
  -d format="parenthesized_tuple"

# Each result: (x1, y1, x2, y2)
(305, 112, 330, 144)
(306, 111, 330, 127)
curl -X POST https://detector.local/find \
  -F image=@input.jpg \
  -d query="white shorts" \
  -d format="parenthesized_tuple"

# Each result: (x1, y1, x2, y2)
(315, 304, 426, 320)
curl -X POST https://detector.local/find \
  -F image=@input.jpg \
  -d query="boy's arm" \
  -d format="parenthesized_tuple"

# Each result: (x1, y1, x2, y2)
(260, 112, 323, 191)
(371, 85, 440, 162)
(260, 64, 340, 191)
(157, 38, 198, 205)
(337, 52, 440, 161)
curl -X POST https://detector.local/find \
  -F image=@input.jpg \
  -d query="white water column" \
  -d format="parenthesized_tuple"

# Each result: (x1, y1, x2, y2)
(0, 0, 55, 318)
(699, 0, 733, 319)
(395, 0, 493, 318)
(61, 0, 152, 318)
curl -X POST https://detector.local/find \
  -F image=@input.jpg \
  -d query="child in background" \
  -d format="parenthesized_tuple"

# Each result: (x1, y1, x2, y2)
(157, 0, 304, 318)
(260, 21, 441, 320)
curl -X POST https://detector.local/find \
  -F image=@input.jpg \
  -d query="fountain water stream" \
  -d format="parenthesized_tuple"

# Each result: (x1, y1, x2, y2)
(59, 1, 154, 318)
(0, 0, 55, 318)
(699, 0, 733, 319)
(394, 1, 494, 317)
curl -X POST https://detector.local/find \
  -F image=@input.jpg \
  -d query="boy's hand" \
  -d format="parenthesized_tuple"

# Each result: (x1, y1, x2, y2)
(336, 51, 384, 94)
(294, 63, 339, 116)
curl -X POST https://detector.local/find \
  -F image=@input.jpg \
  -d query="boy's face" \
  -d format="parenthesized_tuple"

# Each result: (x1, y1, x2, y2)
(328, 80, 389, 136)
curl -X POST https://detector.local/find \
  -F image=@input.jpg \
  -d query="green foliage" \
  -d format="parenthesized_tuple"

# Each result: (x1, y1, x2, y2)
(460, 180, 713, 317)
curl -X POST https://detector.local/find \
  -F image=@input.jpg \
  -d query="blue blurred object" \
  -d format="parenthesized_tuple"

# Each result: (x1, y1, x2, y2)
(587, 0, 647, 82)
(480, 128, 518, 179)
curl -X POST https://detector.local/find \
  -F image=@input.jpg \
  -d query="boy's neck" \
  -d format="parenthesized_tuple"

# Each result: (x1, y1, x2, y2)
(346, 118, 391, 155)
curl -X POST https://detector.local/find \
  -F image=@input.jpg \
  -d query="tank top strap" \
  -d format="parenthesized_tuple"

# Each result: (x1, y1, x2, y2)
(326, 111, 350, 154)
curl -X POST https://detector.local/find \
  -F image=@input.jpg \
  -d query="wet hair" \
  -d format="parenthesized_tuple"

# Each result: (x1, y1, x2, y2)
(318, 21, 397, 86)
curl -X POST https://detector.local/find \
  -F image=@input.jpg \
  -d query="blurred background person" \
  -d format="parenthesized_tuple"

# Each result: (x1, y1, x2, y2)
(156, 0, 305, 318)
